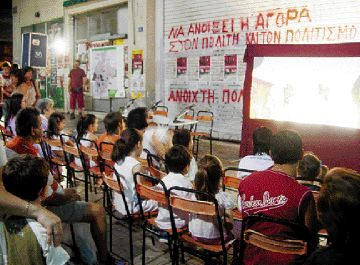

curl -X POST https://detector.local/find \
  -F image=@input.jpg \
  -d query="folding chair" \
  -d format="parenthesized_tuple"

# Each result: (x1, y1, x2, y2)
(78, 138, 103, 195)
(42, 133, 69, 185)
(222, 167, 255, 221)
(192, 110, 214, 159)
(134, 172, 181, 265)
(153, 105, 168, 117)
(239, 213, 315, 264)
(60, 134, 91, 202)
(102, 163, 155, 265)
(146, 152, 168, 179)
(169, 187, 238, 265)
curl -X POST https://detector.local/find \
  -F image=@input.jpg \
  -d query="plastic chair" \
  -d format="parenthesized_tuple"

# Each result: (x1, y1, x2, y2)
(134, 172, 180, 265)
(169, 186, 238, 265)
(239, 213, 315, 264)
(146, 152, 168, 179)
(192, 110, 214, 159)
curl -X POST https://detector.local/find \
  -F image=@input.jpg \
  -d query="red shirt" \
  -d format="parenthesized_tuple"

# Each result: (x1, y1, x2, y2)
(6, 136, 60, 198)
(69, 68, 86, 89)
(238, 170, 312, 265)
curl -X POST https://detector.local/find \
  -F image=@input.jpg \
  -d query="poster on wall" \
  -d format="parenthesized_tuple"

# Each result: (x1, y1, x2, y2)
(22, 33, 47, 68)
(90, 45, 125, 99)
(199, 56, 210, 81)
(176, 57, 187, 77)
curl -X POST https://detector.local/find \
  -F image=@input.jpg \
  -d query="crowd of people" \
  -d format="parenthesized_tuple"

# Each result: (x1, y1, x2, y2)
(0, 63, 359, 265)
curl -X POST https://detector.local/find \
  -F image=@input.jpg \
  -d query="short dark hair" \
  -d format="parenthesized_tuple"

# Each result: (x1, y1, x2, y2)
(16, 107, 40, 137)
(253, 127, 273, 155)
(2, 155, 49, 201)
(165, 145, 191, 173)
(47, 112, 66, 139)
(172, 129, 191, 148)
(2, 62, 11, 69)
(126, 107, 148, 131)
(111, 129, 142, 162)
(270, 130, 302, 165)
(298, 153, 321, 181)
(318, 168, 360, 250)
(76, 114, 96, 141)
(104, 112, 123, 135)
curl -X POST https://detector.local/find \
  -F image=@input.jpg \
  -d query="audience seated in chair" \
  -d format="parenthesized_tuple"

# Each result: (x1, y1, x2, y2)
(5, 107, 115, 265)
(4, 93, 26, 135)
(36, 98, 54, 132)
(155, 145, 195, 230)
(96, 111, 125, 154)
(172, 128, 197, 182)
(111, 128, 157, 216)
(297, 153, 323, 191)
(1, 155, 69, 265)
(190, 155, 235, 244)
(305, 168, 360, 265)
(237, 130, 318, 265)
(125, 107, 149, 136)
(237, 126, 274, 178)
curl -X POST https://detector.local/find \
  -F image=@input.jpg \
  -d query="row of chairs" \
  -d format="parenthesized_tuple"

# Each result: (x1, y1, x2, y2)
(152, 106, 214, 160)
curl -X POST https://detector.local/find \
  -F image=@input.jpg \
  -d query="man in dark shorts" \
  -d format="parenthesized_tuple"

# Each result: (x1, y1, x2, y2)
(68, 59, 87, 119)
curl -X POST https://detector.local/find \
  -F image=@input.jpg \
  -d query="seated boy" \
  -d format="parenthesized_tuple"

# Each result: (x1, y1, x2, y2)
(155, 145, 195, 230)
(172, 129, 197, 182)
(1, 155, 69, 265)
(96, 111, 125, 153)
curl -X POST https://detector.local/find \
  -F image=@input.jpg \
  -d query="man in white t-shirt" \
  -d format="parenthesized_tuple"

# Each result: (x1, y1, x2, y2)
(237, 126, 274, 178)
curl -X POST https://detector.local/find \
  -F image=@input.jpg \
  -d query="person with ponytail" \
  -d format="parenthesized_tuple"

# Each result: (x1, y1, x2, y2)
(111, 128, 157, 215)
(189, 155, 235, 244)
(75, 114, 98, 168)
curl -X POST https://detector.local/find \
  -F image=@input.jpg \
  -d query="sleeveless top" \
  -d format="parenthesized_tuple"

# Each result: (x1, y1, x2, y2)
(113, 156, 140, 215)
(238, 169, 312, 265)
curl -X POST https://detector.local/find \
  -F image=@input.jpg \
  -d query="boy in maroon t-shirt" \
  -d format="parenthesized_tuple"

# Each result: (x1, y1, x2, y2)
(68, 59, 87, 119)
(238, 130, 318, 265)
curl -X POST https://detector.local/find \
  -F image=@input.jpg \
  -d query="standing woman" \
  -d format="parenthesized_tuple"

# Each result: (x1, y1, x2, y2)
(15, 67, 41, 107)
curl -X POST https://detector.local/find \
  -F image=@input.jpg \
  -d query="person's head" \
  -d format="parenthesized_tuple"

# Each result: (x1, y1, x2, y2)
(298, 153, 321, 181)
(126, 107, 148, 134)
(194, 155, 223, 201)
(2, 62, 11, 76)
(172, 129, 192, 151)
(36, 98, 54, 118)
(111, 128, 142, 162)
(76, 114, 98, 141)
(165, 145, 191, 174)
(10, 69, 21, 87)
(74, 59, 80, 68)
(7, 93, 25, 122)
(319, 164, 329, 181)
(11, 63, 19, 71)
(103, 112, 124, 135)
(270, 130, 303, 165)
(317, 167, 360, 251)
(16, 107, 42, 142)
(47, 112, 66, 139)
(23, 66, 34, 81)
(252, 126, 273, 155)
(2, 155, 49, 202)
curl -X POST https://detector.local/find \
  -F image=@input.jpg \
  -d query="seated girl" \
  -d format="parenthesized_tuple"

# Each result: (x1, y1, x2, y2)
(111, 128, 157, 216)
(75, 114, 98, 168)
(298, 153, 324, 191)
(47, 112, 74, 156)
(5, 93, 26, 135)
(189, 155, 235, 244)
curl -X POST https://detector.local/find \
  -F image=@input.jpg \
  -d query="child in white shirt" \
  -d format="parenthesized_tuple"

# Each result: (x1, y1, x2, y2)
(111, 128, 158, 216)
(172, 128, 197, 182)
(155, 145, 195, 230)
(189, 155, 235, 244)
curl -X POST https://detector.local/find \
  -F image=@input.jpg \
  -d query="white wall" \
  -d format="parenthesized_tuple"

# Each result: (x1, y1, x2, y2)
(156, 0, 360, 140)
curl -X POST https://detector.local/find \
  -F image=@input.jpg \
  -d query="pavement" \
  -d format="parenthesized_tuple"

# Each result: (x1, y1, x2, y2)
(61, 111, 241, 264)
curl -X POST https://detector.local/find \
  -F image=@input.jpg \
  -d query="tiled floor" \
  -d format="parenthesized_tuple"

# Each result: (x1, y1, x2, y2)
(61, 112, 241, 264)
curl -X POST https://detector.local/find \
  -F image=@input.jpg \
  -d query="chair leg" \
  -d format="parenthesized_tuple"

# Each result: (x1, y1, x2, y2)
(84, 172, 89, 202)
(210, 137, 213, 155)
(129, 221, 134, 265)
(109, 213, 113, 253)
(142, 228, 146, 265)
